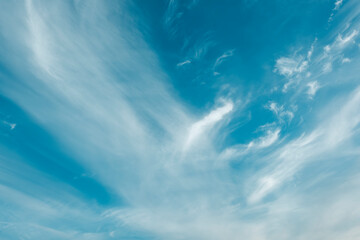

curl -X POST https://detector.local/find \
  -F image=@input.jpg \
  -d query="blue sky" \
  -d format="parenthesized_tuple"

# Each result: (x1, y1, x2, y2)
(1, 0, 360, 239)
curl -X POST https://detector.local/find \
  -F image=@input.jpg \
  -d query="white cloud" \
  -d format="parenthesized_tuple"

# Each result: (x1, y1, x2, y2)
(266, 102, 294, 123)
(248, 130, 320, 204)
(322, 31, 358, 57)
(248, 128, 281, 149)
(177, 59, 191, 67)
(184, 101, 233, 151)
(307, 38, 317, 61)
(334, 0, 343, 10)
(2, 121, 16, 130)
(248, 86, 360, 204)
(342, 57, 351, 63)
(220, 125, 280, 161)
(248, 176, 279, 204)
(181, 33, 215, 63)
(274, 41, 316, 85)
(307, 46, 314, 60)
(336, 30, 359, 48)
(274, 57, 308, 77)
(193, 35, 215, 60)
(328, 0, 344, 22)
(163, 0, 179, 30)
(163, 0, 200, 37)
(214, 49, 235, 68)
(323, 62, 333, 73)
(1, 1, 360, 239)
(307, 81, 320, 98)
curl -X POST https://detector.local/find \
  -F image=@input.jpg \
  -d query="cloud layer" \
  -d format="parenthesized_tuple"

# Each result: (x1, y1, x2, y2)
(1, 0, 360, 239)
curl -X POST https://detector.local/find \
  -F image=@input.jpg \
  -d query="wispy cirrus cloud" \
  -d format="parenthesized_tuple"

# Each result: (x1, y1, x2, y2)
(329, 0, 344, 22)
(163, 0, 200, 38)
(307, 81, 320, 98)
(214, 49, 235, 68)
(274, 56, 308, 78)
(184, 100, 233, 152)
(176, 59, 191, 67)
(1, 0, 360, 239)
(266, 102, 294, 123)
(248, 85, 360, 204)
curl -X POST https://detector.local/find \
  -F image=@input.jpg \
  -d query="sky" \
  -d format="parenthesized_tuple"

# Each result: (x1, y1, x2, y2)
(0, 0, 360, 239)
